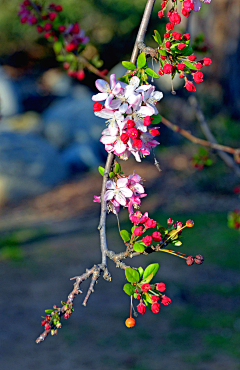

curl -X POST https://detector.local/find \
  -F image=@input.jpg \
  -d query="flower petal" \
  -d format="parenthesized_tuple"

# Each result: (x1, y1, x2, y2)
(106, 180, 116, 190)
(114, 140, 127, 155)
(117, 177, 128, 188)
(120, 187, 133, 197)
(95, 109, 115, 119)
(95, 79, 110, 93)
(110, 74, 116, 89)
(104, 190, 115, 201)
(92, 92, 109, 101)
(115, 192, 127, 206)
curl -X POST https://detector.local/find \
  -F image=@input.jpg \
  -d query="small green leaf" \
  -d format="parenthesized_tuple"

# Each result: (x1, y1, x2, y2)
(153, 30, 162, 45)
(142, 292, 153, 304)
(98, 166, 105, 176)
(169, 229, 179, 240)
(114, 163, 121, 173)
(145, 68, 160, 79)
(125, 268, 140, 283)
(45, 309, 54, 314)
(133, 242, 145, 253)
(151, 114, 162, 125)
(131, 225, 136, 234)
(172, 240, 182, 246)
(56, 55, 65, 62)
(65, 54, 76, 62)
(53, 41, 62, 54)
(143, 298, 152, 310)
(159, 49, 167, 56)
(138, 266, 144, 278)
(109, 171, 115, 178)
(120, 230, 131, 242)
(143, 263, 159, 280)
(184, 61, 198, 71)
(123, 283, 135, 296)
(141, 272, 154, 284)
(118, 75, 130, 83)
(199, 147, 208, 156)
(122, 61, 136, 70)
(205, 158, 213, 166)
(180, 45, 193, 56)
(137, 52, 146, 69)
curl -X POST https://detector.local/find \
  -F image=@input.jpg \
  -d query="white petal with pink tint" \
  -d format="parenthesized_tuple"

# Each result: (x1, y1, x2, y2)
(92, 92, 109, 101)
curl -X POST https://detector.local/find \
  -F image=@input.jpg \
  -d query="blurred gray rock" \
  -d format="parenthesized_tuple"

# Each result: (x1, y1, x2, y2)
(0, 132, 68, 204)
(0, 67, 21, 117)
(42, 85, 103, 149)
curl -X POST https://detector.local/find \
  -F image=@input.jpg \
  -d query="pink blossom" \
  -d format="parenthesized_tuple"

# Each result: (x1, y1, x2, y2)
(104, 178, 133, 206)
(192, 0, 211, 11)
(92, 74, 123, 108)
(129, 211, 149, 224)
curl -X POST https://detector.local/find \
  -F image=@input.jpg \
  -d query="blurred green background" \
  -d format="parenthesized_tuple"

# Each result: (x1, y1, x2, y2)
(0, 0, 240, 369)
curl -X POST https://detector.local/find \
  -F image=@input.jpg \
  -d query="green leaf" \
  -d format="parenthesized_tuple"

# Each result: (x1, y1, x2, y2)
(172, 240, 182, 246)
(98, 166, 105, 176)
(133, 242, 146, 253)
(114, 163, 121, 173)
(143, 263, 159, 280)
(143, 298, 152, 310)
(123, 283, 135, 296)
(131, 225, 136, 233)
(109, 171, 115, 178)
(180, 45, 193, 56)
(169, 229, 179, 240)
(141, 272, 154, 284)
(122, 61, 136, 70)
(56, 55, 65, 62)
(205, 158, 213, 166)
(159, 49, 167, 56)
(120, 230, 131, 242)
(153, 30, 162, 45)
(138, 266, 144, 278)
(142, 292, 153, 304)
(118, 75, 130, 83)
(53, 41, 62, 54)
(199, 147, 208, 156)
(65, 54, 76, 62)
(184, 61, 198, 71)
(125, 268, 140, 283)
(151, 114, 162, 125)
(45, 309, 54, 314)
(145, 68, 160, 79)
(137, 52, 146, 69)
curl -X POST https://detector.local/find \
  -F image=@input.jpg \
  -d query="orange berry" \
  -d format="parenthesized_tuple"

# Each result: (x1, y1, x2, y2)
(186, 219, 194, 227)
(125, 317, 136, 328)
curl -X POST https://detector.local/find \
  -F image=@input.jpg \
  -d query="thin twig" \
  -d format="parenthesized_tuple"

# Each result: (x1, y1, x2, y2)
(189, 95, 240, 176)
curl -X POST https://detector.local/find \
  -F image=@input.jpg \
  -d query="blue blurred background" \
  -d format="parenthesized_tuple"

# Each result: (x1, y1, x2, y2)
(0, 1, 240, 369)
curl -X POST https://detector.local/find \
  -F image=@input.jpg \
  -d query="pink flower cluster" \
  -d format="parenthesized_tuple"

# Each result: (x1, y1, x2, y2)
(135, 282, 171, 315)
(94, 172, 146, 214)
(92, 74, 163, 162)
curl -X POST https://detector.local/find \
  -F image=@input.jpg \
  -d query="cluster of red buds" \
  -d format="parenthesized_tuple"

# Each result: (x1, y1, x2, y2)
(135, 281, 171, 316)
(191, 147, 213, 170)
(154, 0, 212, 92)
(36, 301, 74, 342)
(18, 1, 90, 80)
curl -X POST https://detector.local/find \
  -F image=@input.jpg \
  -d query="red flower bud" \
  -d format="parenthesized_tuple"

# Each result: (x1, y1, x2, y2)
(151, 295, 160, 302)
(37, 25, 44, 33)
(150, 129, 160, 137)
(55, 5, 63, 12)
(186, 255, 194, 265)
(77, 69, 85, 81)
(120, 133, 129, 144)
(189, 54, 197, 61)
(144, 218, 157, 229)
(93, 102, 103, 112)
(193, 71, 204, 83)
(158, 10, 164, 19)
(134, 226, 143, 237)
(156, 282, 166, 292)
(185, 80, 196, 92)
(141, 283, 151, 292)
(161, 296, 171, 305)
(152, 231, 162, 242)
(169, 11, 181, 25)
(179, 73, 185, 79)
(58, 25, 66, 32)
(142, 235, 152, 246)
(160, 55, 167, 60)
(178, 43, 186, 50)
(45, 323, 51, 330)
(132, 138, 143, 149)
(166, 41, 171, 48)
(151, 302, 161, 313)
(182, 8, 189, 17)
(44, 23, 52, 31)
(164, 32, 170, 39)
(172, 32, 182, 41)
(195, 62, 203, 69)
(143, 116, 152, 126)
(127, 120, 135, 128)
(166, 23, 174, 31)
(177, 63, 185, 71)
(137, 303, 146, 315)
(49, 12, 57, 21)
(202, 57, 212, 65)
(126, 128, 138, 139)
(163, 64, 173, 74)
(183, 33, 191, 41)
